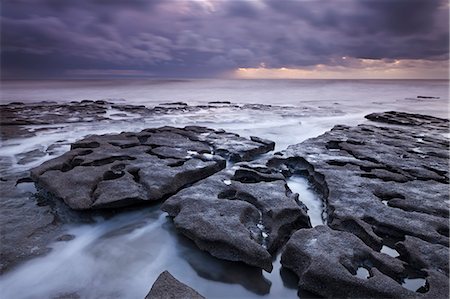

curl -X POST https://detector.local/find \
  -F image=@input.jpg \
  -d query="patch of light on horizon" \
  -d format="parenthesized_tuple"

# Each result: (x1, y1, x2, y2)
(233, 57, 449, 80)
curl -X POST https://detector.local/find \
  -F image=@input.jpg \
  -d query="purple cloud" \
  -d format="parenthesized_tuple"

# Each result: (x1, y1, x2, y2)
(1, 0, 448, 78)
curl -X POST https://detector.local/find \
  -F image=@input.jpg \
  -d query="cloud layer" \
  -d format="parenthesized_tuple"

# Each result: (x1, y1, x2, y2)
(1, 0, 448, 78)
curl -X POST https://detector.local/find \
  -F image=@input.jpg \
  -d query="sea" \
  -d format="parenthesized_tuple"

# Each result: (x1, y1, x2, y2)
(0, 79, 448, 299)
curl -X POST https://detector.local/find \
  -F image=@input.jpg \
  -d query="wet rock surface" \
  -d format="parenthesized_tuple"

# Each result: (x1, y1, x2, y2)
(145, 271, 205, 299)
(0, 172, 89, 273)
(162, 163, 311, 271)
(365, 111, 449, 130)
(0, 174, 58, 274)
(0, 101, 109, 139)
(281, 226, 447, 298)
(274, 111, 449, 297)
(30, 126, 274, 210)
(0, 100, 342, 140)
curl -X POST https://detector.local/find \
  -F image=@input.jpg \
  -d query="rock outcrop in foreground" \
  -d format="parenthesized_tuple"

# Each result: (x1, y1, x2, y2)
(282, 226, 447, 298)
(162, 163, 311, 272)
(28, 111, 449, 298)
(145, 271, 204, 299)
(30, 126, 274, 210)
(276, 112, 449, 298)
(29, 125, 311, 273)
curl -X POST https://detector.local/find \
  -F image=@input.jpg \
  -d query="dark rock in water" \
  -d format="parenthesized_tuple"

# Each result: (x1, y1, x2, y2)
(275, 111, 449, 297)
(365, 111, 449, 129)
(55, 234, 76, 242)
(52, 292, 80, 299)
(281, 226, 448, 298)
(0, 101, 111, 127)
(250, 136, 275, 149)
(162, 162, 311, 272)
(16, 149, 47, 165)
(417, 96, 440, 99)
(145, 271, 204, 299)
(158, 101, 188, 106)
(30, 126, 274, 210)
(208, 101, 231, 104)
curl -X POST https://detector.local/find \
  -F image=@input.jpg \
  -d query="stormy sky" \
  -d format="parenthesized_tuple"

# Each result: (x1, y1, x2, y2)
(1, 0, 449, 79)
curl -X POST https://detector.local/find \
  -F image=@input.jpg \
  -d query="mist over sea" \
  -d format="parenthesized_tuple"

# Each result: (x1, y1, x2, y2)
(1, 79, 449, 118)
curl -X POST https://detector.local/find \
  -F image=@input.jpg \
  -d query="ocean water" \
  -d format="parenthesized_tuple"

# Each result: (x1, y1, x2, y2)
(0, 79, 448, 299)
(1, 79, 449, 116)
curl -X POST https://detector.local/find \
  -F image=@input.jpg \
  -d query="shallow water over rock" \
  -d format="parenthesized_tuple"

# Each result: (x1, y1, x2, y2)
(285, 176, 325, 227)
(381, 245, 400, 258)
(0, 204, 301, 299)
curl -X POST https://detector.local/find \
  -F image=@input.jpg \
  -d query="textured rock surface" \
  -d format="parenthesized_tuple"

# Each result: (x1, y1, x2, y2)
(0, 175, 58, 273)
(162, 162, 311, 272)
(145, 271, 204, 299)
(365, 111, 449, 130)
(275, 112, 449, 297)
(30, 126, 274, 210)
(281, 226, 448, 298)
(0, 173, 93, 273)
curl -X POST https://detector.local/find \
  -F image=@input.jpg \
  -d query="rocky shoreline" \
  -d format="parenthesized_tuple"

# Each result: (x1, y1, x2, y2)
(1, 104, 448, 298)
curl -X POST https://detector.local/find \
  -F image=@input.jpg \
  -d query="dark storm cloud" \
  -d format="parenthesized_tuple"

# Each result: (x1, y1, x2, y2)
(361, 0, 440, 35)
(224, 1, 261, 18)
(1, 0, 448, 78)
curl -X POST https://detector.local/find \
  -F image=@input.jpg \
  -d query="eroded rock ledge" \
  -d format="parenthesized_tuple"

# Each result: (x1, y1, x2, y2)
(281, 226, 448, 298)
(162, 162, 311, 272)
(30, 126, 274, 210)
(275, 112, 449, 298)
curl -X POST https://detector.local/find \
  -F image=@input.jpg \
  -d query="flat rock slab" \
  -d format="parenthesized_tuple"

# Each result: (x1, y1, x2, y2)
(30, 126, 274, 210)
(162, 162, 311, 272)
(145, 271, 204, 299)
(273, 111, 449, 297)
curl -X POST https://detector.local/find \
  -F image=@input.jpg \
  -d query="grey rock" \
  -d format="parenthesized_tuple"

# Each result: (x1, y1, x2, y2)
(208, 101, 231, 104)
(162, 162, 310, 272)
(276, 118, 449, 246)
(396, 236, 449, 276)
(281, 226, 448, 298)
(417, 96, 440, 99)
(0, 173, 59, 274)
(145, 271, 204, 299)
(274, 111, 449, 297)
(16, 149, 47, 165)
(365, 111, 449, 130)
(30, 126, 274, 210)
